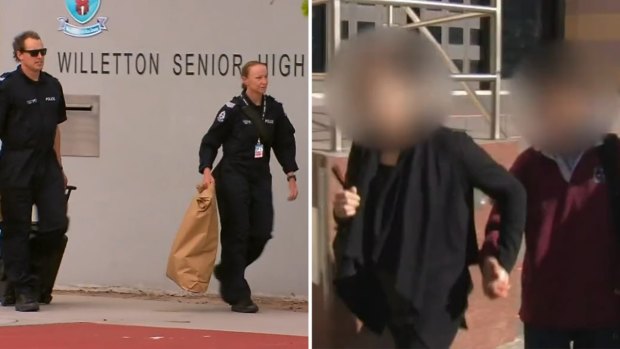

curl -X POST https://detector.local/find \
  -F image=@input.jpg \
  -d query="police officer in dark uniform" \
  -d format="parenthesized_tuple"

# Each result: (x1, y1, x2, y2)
(0, 31, 68, 312)
(199, 61, 299, 313)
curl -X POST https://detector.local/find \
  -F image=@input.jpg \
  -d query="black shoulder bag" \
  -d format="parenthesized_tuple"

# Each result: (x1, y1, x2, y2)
(240, 105, 273, 147)
(598, 133, 620, 293)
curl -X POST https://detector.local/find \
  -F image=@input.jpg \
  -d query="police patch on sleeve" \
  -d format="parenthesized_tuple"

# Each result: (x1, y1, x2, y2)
(217, 110, 226, 122)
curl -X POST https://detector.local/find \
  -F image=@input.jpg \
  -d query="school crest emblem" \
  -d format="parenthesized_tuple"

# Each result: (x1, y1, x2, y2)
(593, 166, 606, 184)
(58, 0, 108, 38)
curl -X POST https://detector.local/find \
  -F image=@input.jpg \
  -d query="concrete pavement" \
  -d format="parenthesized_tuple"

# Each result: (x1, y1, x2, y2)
(0, 294, 308, 337)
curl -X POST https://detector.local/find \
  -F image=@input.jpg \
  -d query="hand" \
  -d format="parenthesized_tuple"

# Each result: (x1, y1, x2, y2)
(481, 256, 511, 299)
(288, 178, 299, 201)
(334, 186, 360, 219)
(202, 169, 215, 190)
(63, 172, 68, 189)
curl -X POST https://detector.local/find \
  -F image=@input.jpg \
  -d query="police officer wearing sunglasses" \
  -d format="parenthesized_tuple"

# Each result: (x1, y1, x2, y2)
(0, 31, 68, 312)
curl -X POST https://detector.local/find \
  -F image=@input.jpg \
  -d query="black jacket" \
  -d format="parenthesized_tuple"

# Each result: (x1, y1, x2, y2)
(0, 66, 67, 187)
(199, 93, 298, 175)
(334, 128, 526, 347)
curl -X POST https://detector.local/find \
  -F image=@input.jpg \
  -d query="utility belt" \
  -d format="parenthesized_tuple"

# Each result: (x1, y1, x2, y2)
(0, 132, 54, 152)
(215, 157, 271, 180)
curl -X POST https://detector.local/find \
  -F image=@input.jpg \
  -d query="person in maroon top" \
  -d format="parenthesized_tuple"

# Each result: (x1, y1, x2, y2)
(482, 44, 620, 348)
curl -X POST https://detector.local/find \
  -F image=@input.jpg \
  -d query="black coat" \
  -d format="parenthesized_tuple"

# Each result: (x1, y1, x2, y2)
(333, 128, 526, 347)
(0, 67, 67, 188)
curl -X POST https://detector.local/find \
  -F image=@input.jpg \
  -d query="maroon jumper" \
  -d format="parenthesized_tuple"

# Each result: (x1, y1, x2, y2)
(483, 146, 620, 329)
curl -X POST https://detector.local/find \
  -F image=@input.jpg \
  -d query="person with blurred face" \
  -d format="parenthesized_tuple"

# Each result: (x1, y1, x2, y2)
(482, 44, 620, 348)
(199, 61, 299, 313)
(0, 31, 68, 312)
(330, 29, 526, 349)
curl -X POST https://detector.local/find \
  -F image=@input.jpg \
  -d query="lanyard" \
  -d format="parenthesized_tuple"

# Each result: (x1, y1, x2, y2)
(242, 94, 267, 144)
(242, 94, 266, 120)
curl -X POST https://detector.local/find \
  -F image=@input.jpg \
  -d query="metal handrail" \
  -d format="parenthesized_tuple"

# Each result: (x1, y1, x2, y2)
(314, 0, 497, 13)
(343, 0, 497, 14)
(313, 0, 504, 151)
(314, 73, 498, 82)
(402, 6, 502, 137)
(401, 12, 487, 29)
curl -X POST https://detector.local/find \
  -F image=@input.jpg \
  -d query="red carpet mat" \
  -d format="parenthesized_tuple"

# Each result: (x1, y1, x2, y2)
(0, 322, 308, 349)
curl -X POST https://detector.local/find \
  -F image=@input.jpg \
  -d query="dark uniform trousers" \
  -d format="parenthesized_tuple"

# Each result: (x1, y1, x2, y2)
(214, 161, 273, 304)
(0, 154, 68, 294)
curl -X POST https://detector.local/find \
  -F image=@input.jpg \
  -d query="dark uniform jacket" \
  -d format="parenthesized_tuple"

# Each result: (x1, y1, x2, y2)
(0, 66, 67, 188)
(199, 93, 298, 175)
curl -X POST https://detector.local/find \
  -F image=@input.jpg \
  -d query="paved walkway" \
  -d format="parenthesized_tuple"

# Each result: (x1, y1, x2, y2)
(0, 294, 307, 348)
(496, 331, 524, 349)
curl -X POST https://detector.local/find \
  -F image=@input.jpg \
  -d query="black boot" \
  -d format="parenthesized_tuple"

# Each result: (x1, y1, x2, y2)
(39, 293, 53, 305)
(0, 287, 15, 307)
(1, 290, 16, 306)
(0, 281, 16, 306)
(231, 299, 259, 313)
(30, 232, 68, 306)
(15, 293, 39, 312)
(0, 260, 16, 306)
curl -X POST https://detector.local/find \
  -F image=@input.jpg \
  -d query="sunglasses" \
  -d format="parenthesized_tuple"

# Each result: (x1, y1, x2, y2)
(21, 48, 47, 57)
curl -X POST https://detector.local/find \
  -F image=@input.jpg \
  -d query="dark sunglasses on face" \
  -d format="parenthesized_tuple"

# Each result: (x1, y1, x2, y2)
(21, 48, 47, 57)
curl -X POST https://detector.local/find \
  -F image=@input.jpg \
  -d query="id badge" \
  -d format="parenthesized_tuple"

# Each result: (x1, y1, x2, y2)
(254, 143, 264, 159)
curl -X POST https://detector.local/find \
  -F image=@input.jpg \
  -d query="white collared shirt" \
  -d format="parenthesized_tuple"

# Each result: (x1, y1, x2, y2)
(538, 140, 603, 182)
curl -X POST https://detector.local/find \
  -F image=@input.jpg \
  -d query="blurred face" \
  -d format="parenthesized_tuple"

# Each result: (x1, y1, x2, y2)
(359, 68, 415, 145)
(327, 29, 450, 150)
(16, 38, 46, 72)
(331, 62, 449, 149)
(242, 64, 268, 95)
(535, 84, 593, 151)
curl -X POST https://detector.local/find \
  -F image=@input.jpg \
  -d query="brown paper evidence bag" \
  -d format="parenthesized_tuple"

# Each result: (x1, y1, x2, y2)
(166, 184, 219, 293)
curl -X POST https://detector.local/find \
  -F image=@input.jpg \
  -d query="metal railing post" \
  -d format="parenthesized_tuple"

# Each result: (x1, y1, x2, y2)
(490, 0, 503, 140)
(327, 0, 343, 152)
(316, 162, 332, 307)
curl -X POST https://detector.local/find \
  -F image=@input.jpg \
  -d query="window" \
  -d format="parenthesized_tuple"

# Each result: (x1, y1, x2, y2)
(469, 60, 480, 73)
(428, 26, 442, 43)
(341, 21, 349, 40)
(405, 8, 422, 23)
(449, 27, 464, 45)
(357, 21, 375, 33)
(470, 28, 481, 45)
(312, 4, 327, 73)
(452, 59, 464, 71)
